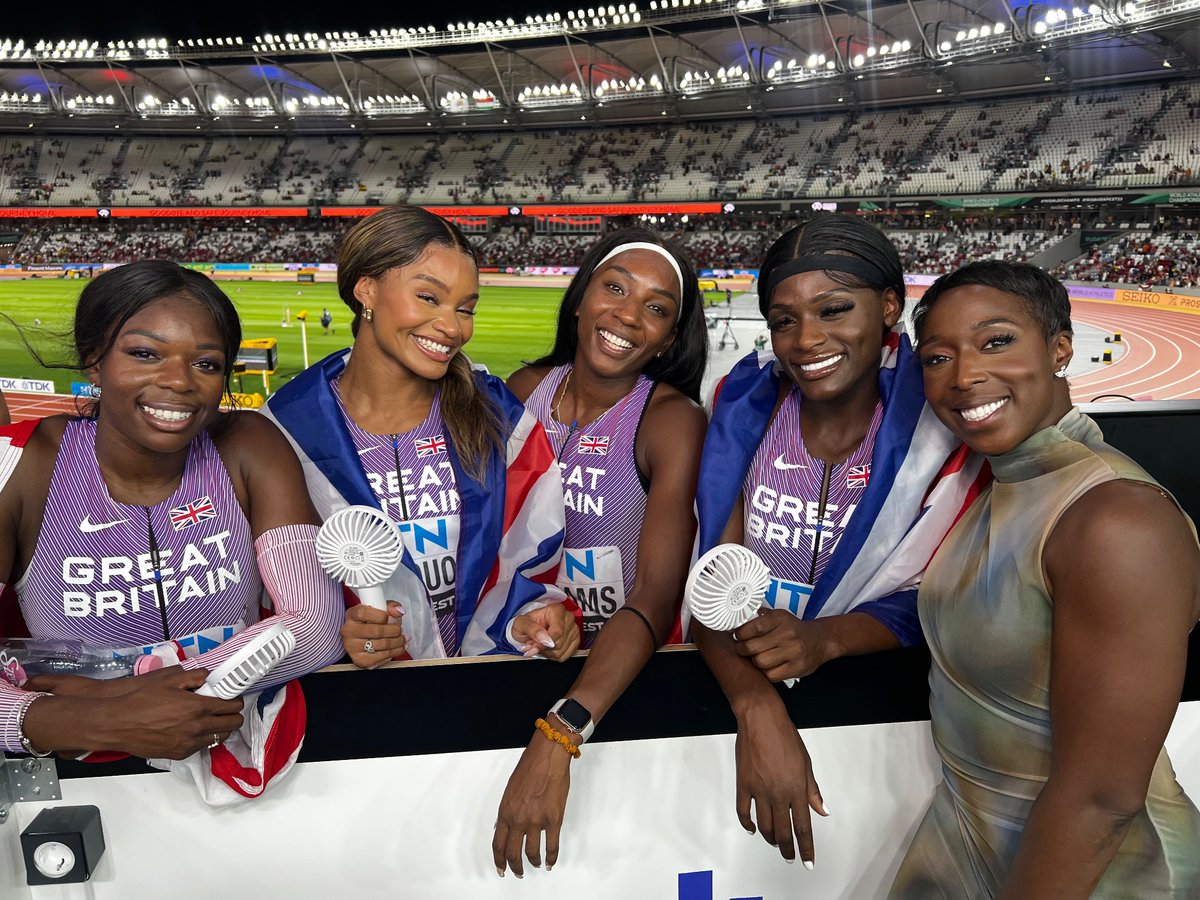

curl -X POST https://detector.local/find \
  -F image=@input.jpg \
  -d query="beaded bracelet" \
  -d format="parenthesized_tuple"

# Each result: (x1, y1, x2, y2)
(534, 717, 581, 759)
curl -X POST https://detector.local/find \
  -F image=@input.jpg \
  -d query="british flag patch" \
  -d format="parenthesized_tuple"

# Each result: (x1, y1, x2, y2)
(169, 496, 217, 531)
(414, 434, 447, 457)
(846, 465, 870, 489)
(578, 435, 610, 455)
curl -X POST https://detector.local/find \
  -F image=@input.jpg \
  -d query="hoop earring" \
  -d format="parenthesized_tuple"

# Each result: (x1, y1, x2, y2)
(363, 307, 374, 323)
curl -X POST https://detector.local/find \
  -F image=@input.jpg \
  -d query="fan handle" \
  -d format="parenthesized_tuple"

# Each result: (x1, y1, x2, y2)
(358, 584, 389, 611)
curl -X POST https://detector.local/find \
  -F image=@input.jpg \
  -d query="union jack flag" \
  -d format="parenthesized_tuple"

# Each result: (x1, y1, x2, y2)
(578, 435, 610, 455)
(414, 434, 447, 457)
(846, 465, 871, 489)
(170, 496, 217, 531)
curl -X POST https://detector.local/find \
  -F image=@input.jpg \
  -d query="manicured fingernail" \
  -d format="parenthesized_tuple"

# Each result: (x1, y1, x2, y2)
(546, 865, 553, 872)
(514, 872, 523, 880)
(540, 637, 556, 648)
(821, 802, 831, 816)
(495, 868, 505, 878)
(803, 860, 815, 871)
(785, 857, 795, 865)
(745, 828, 755, 835)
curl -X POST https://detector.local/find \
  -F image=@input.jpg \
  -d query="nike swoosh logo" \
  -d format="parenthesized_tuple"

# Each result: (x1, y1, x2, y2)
(357, 446, 380, 455)
(773, 454, 807, 471)
(80, 516, 127, 533)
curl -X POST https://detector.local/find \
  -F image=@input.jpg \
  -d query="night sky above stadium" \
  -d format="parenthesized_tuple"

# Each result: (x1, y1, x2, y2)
(4, 1, 539, 41)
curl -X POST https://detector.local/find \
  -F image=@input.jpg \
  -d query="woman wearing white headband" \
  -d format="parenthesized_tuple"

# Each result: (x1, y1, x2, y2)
(492, 226, 709, 877)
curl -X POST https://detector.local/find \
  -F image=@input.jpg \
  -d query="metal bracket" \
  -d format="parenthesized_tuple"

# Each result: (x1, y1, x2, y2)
(0, 753, 62, 825)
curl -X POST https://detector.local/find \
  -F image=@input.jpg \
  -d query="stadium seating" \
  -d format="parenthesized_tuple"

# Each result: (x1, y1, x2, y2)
(3, 83, 1198, 208)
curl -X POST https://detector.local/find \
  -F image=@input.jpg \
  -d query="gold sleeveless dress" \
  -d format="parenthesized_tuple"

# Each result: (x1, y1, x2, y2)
(891, 408, 1200, 898)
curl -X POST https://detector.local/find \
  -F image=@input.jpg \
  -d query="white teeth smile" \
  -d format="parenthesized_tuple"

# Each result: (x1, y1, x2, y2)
(800, 354, 844, 373)
(414, 335, 453, 355)
(959, 398, 1009, 423)
(141, 406, 193, 422)
(599, 329, 635, 351)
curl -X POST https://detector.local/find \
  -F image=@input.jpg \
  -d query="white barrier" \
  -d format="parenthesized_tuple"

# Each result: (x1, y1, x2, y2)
(3, 702, 1197, 899)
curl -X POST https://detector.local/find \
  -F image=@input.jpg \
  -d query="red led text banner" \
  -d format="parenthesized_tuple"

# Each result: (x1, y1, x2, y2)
(522, 202, 725, 216)
(320, 206, 512, 217)
(0, 208, 97, 218)
(110, 208, 307, 218)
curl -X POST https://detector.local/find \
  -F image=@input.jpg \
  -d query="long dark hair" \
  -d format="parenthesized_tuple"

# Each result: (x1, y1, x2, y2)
(757, 215, 906, 319)
(336, 205, 504, 481)
(529, 226, 707, 402)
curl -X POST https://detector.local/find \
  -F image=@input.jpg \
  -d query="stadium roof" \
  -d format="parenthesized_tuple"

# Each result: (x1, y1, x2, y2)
(0, 0, 1196, 133)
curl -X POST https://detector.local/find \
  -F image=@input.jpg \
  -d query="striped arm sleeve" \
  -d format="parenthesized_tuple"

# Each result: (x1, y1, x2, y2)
(182, 524, 344, 691)
(0, 682, 49, 754)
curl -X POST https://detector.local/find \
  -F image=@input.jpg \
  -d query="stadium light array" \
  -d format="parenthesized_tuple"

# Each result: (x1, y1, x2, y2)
(362, 94, 427, 116)
(516, 82, 584, 108)
(63, 94, 117, 112)
(595, 74, 661, 101)
(281, 94, 350, 113)
(0, 91, 46, 112)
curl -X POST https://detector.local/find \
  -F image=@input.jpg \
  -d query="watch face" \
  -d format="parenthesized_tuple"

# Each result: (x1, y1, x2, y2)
(556, 698, 591, 732)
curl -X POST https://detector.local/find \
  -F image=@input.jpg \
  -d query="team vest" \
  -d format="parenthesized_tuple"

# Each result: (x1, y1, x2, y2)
(742, 388, 882, 619)
(525, 365, 656, 646)
(16, 418, 258, 657)
(332, 378, 462, 654)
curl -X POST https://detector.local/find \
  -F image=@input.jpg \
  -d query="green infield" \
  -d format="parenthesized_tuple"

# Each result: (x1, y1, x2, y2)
(0, 279, 565, 391)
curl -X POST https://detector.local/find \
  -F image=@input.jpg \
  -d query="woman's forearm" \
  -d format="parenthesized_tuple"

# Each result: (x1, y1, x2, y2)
(810, 612, 902, 662)
(693, 622, 786, 720)
(554, 609, 658, 727)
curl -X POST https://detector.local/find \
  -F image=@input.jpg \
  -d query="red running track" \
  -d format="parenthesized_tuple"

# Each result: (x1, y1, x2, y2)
(1070, 301, 1200, 402)
(4, 300, 1199, 423)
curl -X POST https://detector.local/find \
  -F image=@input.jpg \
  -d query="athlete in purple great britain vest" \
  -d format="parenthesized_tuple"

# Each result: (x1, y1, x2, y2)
(693, 217, 989, 868)
(0, 261, 343, 766)
(263, 205, 577, 665)
(494, 227, 709, 878)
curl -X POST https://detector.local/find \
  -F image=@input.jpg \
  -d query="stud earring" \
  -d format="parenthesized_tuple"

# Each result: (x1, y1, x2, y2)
(363, 307, 374, 323)
(1054, 365, 1069, 378)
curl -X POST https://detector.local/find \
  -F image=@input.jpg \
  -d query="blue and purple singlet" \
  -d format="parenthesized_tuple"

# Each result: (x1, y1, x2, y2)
(16, 418, 259, 656)
(525, 364, 656, 645)
(742, 387, 883, 618)
(332, 378, 462, 655)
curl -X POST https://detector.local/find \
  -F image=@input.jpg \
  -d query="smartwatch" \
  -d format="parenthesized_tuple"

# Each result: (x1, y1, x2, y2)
(549, 698, 594, 743)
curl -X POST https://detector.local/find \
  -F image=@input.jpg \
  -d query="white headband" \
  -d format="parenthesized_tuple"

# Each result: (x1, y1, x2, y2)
(594, 241, 686, 322)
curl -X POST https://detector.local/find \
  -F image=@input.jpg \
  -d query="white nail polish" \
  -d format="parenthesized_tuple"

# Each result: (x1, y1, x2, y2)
(541, 637, 556, 648)
(803, 860, 815, 871)
(496, 868, 505, 878)
(785, 857, 795, 865)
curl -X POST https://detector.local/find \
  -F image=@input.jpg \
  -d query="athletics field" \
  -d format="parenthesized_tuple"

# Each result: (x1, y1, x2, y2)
(0, 280, 569, 390)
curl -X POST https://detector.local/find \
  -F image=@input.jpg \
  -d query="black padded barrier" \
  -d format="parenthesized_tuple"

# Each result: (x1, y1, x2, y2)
(55, 401, 1200, 776)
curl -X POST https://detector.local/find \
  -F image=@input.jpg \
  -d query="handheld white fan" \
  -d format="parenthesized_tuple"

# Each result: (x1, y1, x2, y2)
(315, 505, 403, 611)
(195, 620, 296, 700)
(685, 543, 771, 632)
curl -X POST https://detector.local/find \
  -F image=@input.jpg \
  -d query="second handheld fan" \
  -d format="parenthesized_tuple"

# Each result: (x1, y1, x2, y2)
(315, 505, 403, 611)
